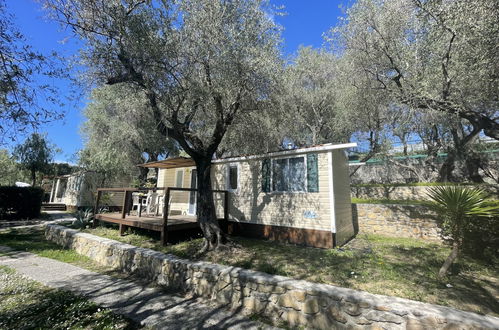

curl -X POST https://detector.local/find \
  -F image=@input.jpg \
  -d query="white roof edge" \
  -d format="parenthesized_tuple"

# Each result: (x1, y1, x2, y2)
(213, 142, 358, 164)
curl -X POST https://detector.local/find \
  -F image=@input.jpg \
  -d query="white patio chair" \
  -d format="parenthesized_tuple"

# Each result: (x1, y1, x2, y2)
(145, 192, 159, 216)
(155, 193, 174, 217)
(131, 193, 140, 214)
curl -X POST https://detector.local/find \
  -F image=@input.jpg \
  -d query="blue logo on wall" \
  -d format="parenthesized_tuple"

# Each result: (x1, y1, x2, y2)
(303, 210, 317, 219)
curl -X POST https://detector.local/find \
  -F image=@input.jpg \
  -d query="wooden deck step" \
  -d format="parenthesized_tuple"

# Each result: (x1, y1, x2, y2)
(41, 203, 67, 211)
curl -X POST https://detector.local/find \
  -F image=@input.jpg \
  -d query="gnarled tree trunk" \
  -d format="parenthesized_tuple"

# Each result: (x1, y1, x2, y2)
(195, 158, 225, 253)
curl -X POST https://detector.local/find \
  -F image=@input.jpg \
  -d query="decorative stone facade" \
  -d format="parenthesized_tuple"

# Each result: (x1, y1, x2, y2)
(353, 203, 442, 242)
(45, 224, 499, 329)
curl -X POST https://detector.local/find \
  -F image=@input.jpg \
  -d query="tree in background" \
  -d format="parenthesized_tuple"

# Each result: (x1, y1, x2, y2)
(0, 0, 65, 144)
(328, 0, 499, 182)
(0, 149, 17, 185)
(280, 47, 351, 146)
(13, 133, 56, 186)
(44, 0, 283, 251)
(80, 85, 176, 183)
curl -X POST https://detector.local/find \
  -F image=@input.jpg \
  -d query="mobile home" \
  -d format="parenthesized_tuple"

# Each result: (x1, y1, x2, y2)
(142, 143, 357, 248)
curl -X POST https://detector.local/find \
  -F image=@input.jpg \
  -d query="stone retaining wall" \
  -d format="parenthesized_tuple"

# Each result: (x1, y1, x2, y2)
(45, 224, 499, 329)
(352, 185, 432, 201)
(351, 184, 499, 201)
(353, 204, 442, 242)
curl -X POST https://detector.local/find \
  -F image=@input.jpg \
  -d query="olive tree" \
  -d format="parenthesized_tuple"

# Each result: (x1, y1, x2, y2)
(0, 0, 64, 144)
(80, 85, 176, 182)
(0, 149, 18, 185)
(44, 0, 282, 251)
(280, 47, 350, 146)
(328, 0, 499, 181)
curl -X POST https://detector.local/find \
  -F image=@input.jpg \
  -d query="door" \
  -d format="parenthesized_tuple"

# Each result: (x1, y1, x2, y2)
(188, 169, 197, 215)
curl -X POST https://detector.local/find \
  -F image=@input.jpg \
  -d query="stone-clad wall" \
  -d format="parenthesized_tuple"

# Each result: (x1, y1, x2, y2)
(45, 224, 499, 330)
(353, 204, 442, 242)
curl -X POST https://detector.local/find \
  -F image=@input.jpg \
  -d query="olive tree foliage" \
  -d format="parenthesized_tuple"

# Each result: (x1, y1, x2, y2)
(280, 47, 351, 146)
(0, 0, 65, 144)
(44, 0, 283, 251)
(328, 0, 499, 182)
(279, 45, 393, 171)
(80, 85, 176, 182)
(0, 149, 18, 185)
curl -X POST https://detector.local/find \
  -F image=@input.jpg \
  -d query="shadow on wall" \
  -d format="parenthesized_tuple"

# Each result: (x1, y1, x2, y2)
(351, 204, 360, 236)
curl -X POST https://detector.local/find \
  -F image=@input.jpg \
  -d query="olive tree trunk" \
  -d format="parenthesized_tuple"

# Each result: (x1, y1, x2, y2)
(195, 158, 225, 253)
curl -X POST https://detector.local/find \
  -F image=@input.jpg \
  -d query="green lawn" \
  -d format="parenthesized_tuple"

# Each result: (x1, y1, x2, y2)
(81, 225, 499, 317)
(0, 265, 137, 330)
(0, 227, 111, 273)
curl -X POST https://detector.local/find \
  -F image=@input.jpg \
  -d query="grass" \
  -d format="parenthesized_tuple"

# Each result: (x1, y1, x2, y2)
(80, 224, 499, 317)
(0, 265, 137, 330)
(0, 227, 112, 273)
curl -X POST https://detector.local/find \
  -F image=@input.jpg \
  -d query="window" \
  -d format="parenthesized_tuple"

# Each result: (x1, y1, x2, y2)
(262, 153, 319, 193)
(175, 169, 184, 188)
(272, 156, 306, 192)
(227, 164, 238, 192)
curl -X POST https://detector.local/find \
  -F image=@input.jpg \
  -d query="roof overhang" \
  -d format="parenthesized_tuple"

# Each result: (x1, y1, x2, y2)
(213, 142, 358, 164)
(138, 157, 196, 169)
(137, 143, 358, 169)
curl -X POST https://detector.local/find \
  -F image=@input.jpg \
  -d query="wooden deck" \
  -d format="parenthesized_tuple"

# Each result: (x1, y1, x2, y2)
(94, 186, 229, 245)
(95, 213, 200, 232)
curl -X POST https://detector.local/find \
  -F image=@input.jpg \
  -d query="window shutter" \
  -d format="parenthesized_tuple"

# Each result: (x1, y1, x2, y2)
(262, 158, 271, 192)
(307, 153, 319, 192)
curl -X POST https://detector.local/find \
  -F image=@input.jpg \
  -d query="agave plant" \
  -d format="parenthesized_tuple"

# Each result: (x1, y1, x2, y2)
(72, 208, 94, 229)
(427, 186, 499, 278)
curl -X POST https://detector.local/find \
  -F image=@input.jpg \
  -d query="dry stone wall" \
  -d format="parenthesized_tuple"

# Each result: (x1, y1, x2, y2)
(45, 224, 499, 329)
(352, 184, 499, 201)
(353, 204, 442, 242)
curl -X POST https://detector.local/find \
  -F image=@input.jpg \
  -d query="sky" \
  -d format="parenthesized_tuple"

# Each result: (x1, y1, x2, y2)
(6, 0, 347, 163)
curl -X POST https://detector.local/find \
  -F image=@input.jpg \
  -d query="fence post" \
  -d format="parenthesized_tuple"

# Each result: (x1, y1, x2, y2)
(161, 188, 170, 246)
(93, 190, 102, 228)
(121, 190, 128, 219)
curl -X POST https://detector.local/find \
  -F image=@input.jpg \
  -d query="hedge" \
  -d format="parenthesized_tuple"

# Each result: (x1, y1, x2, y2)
(0, 186, 44, 220)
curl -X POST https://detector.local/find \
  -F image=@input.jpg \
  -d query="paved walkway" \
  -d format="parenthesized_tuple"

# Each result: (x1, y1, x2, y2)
(0, 211, 75, 230)
(0, 246, 276, 329)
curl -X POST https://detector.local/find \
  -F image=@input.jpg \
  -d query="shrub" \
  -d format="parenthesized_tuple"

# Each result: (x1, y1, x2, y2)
(0, 186, 44, 220)
(427, 186, 499, 277)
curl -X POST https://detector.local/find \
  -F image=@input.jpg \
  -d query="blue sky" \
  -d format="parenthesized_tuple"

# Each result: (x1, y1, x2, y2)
(7, 0, 346, 163)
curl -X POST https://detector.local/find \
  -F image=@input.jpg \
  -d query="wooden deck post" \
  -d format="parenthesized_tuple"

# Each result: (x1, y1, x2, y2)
(119, 224, 127, 236)
(161, 188, 170, 246)
(121, 190, 129, 219)
(93, 190, 102, 228)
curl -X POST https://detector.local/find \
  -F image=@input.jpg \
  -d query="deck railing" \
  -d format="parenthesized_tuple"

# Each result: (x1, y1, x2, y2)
(94, 187, 229, 245)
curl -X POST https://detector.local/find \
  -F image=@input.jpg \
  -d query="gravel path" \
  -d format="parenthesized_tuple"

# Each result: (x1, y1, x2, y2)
(0, 246, 276, 330)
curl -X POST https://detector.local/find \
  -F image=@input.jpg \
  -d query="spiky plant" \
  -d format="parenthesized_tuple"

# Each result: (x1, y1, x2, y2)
(427, 186, 499, 278)
(72, 209, 94, 229)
